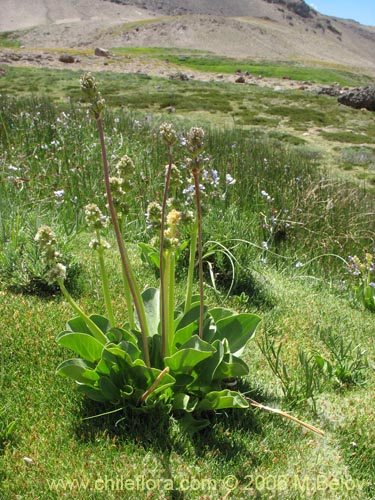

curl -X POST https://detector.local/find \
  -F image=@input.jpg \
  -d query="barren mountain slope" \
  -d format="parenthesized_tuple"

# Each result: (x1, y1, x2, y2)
(1, 0, 375, 74)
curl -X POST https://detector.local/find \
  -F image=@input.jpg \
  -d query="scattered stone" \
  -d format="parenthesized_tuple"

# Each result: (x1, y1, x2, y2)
(165, 106, 176, 113)
(169, 72, 189, 81)
(338, 86, 375, 111)
(235, 75, 246, 83)
(318, 84, 343, 97)
(94, 47, 112, 57)
(58, 54, 75, 64)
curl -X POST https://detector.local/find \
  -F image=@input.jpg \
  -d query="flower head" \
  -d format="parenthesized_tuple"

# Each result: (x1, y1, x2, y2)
(80, 72, 105, 117)
(84, 203, 109, 230)
(159, 123, 177, 145)
(186, 127, 205, 155)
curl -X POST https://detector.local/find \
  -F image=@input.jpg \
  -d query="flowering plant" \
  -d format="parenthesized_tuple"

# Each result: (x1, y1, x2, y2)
(35, 73, 262, 431)
(346, 253, 375, 312)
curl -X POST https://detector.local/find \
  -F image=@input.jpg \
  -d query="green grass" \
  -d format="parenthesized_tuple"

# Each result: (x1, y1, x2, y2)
(1, 74, 375, 499)
(0, 31, 21, 48)
(109, 47, 371, 85)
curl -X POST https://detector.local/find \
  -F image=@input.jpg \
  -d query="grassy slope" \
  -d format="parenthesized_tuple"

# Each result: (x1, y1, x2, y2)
(0, 61, 375, 499)
(1, 260, 374, 499)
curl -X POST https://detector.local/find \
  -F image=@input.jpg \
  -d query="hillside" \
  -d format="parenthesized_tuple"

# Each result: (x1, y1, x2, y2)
(1, 0, 375, 73)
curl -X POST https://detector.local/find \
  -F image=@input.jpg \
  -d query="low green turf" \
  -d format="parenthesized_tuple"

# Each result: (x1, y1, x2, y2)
(111, 48, 372, 86)
(0, 31, 21, 48)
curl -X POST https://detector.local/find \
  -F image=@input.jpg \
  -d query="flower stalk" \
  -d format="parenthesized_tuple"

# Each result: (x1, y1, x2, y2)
(95, 230, 116, 328)
(158, 124, 177, 358)
(57, 279, 107, 344)
(80, 73, 150, 366)
(96, 116, 151, 366)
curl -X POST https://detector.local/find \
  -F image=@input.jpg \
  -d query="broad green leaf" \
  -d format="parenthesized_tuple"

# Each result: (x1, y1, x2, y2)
(178, 413, 211, 434)
(141, 287, 160, 337)
(107, 327, 138, 344)
(196, 390, 249, 411)
(209, 307, 235, 323)
(173, 393, 198, 412)
(102, 344, 144, 368)
(99, 376, 121, 402)
(56, 331, 104, 363)
(192, 340, 225, 386)
(76, 384, 109, 403)
(56, 358, 98, 384)
(214, 313, 261, 354)
(164, 335, 216, 374)
(175, 303, 207, 333)
(213, 353, 249, 380)
(128, 365, 175, 395)
(66, 316, 91, 334)
(66, 315, 110, 335)
(138, 242, 160, 270)
(173, 321, 199, 348)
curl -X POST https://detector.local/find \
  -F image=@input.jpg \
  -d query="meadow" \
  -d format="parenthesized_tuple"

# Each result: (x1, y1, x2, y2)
(0, 60, 375, 499)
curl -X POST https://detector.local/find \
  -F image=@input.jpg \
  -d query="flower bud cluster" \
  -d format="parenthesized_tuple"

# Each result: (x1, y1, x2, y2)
(146, 201, 162, 230)
(84, 203, 109, 230)
(35, 225, 66, 284)
(107, 154, 137, 218)
(159, 123, 177, 145)
(80, 72, 105, 117)
(186, 127, 205, 155)
(164, 209, 182, 249)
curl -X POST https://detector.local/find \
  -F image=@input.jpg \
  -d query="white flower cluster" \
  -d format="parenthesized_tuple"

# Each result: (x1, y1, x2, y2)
(34, 226, 66, 284)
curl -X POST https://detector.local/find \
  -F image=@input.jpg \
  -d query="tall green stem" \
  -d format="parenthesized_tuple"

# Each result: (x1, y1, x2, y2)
(57, 279, 107, 344)
(159, 145, 174, 358)
(161, 250, 175, 357)
(121, 268, 135, 330)
(96, 116, 150, 367)
(96, 230, 115, 328)
(192, 168, 204, 339)
(185, 217, 198, 314)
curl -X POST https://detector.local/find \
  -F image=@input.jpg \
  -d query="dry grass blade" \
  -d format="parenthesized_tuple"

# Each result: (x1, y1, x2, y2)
(247, 398, 325, 436)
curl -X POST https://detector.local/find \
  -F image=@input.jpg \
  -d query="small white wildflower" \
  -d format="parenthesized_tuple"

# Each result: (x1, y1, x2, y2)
(89, 238, 111, 251)
(226, 173, 236, 185)
(295, 261, 304, 268)
(46, 262, 66, 284)
(262, 241, 268, 250)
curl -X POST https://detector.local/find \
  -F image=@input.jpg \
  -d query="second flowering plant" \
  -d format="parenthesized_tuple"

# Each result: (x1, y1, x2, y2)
(36, 74, 261, 431)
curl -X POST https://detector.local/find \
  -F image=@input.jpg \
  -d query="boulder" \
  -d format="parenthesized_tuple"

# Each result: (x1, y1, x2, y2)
(58, 54, 75, 64)
(94, 47, 112, 57)
(338, 86, 375, 111)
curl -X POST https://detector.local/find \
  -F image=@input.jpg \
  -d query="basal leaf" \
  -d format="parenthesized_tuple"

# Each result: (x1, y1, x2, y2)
(196, 390, 249, 411)
(213, 353, 249, 379)
(173, 393, 198, 412)
(56, 331, 104, 363)
(214, 313, 261, 354)
(164, 335, 216, 374)
(56, 358, 99, 384)
(98, 376, 121, 402)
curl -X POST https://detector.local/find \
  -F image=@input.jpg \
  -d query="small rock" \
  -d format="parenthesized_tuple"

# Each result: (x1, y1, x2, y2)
(94, 47, 112, 57)
(235, 76, 246, 83)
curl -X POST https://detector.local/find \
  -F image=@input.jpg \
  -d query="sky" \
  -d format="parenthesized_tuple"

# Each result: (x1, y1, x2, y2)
(308, 1, 375, 27)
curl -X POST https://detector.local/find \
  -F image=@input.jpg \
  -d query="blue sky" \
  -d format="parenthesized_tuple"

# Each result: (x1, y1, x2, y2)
(308, 1, 375, 26)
